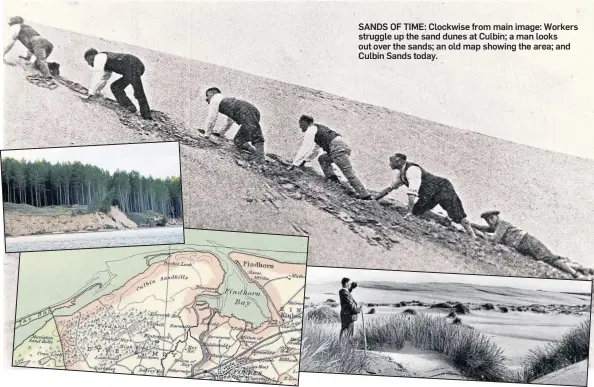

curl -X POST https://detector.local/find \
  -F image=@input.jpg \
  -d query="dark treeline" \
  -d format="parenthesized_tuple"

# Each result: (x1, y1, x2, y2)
(1, 158, 182, 218)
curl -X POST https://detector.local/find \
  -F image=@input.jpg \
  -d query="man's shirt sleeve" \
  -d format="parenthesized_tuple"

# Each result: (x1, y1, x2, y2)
(405, 166, 423, 196)
(292, 125, 320, 166)
(205, 93, 224, 136)
(4, 24, 21, 56)
(88, 53, 110, 96)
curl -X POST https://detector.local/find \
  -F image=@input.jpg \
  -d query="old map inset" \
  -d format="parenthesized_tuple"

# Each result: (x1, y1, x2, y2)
(13, 229, 308, 385)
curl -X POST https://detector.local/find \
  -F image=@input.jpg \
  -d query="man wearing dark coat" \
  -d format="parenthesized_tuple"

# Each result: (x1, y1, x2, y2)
(339, 277, 361, 338)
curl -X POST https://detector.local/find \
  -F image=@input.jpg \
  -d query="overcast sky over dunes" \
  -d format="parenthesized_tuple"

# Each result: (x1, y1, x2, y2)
(3, 0, 593, 160)
(1, 142, 181, 179)
(306, 266, 592, 293)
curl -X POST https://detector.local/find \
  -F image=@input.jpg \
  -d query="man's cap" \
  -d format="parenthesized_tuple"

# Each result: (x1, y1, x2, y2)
(480, 210, 500, 219)
(9, 16, 24, 26)
(84, 48, 98, 59)
(299, 114, 314, 122)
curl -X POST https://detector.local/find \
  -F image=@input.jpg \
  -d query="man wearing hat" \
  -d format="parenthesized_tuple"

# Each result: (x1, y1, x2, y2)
(289, 115, 372, 199)
(81, 48, 152, 120)
(339, 277, 361, 338)
(373, 153, 477, 238)
(4, 16, 57, 78)
(476, 211, 582, 278)
(202, 87, 265, 163)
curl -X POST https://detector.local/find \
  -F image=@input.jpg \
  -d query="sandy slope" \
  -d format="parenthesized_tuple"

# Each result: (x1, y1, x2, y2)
(375, 346, 466, 380)
(4, 206, 138, 236)
(532, 360, 588, 386)
(3, 24, 594, 274)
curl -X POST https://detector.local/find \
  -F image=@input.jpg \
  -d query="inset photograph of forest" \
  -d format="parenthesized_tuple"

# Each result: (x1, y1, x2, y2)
(1, 141, 184, 252)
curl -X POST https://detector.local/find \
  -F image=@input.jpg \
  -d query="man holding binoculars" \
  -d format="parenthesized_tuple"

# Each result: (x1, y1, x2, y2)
(339, 277, 362, 338)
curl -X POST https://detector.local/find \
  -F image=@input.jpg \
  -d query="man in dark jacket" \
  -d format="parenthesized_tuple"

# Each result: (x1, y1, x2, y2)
(3, 16, 58, 78)
(289, 115, 371, 199)
(82, 48, 152, 120)
(475, 210, 585, 279)
(202, 87, 265, 163)
(339, 277, 361, 338)
(374, 153, 477, 238)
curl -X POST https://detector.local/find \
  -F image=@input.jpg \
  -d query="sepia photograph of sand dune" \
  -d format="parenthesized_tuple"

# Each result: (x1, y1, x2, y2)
(2, 1, 593, 279)
(302, 267, 591, 386)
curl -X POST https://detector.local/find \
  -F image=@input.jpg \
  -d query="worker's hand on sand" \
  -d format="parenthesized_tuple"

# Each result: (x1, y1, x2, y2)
(403, 212, 414, 219)
(80, 94, 91, 101)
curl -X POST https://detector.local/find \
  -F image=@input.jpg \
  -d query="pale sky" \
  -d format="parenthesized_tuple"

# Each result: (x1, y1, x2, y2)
(1, 141, 181, 179)
(306, 266, 592, 294)
(2, 0, 593, 160)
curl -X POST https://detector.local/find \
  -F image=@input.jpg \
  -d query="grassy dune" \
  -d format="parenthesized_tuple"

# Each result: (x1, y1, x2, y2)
(302, 309, 590, 382)
(363, 314, 509, 381)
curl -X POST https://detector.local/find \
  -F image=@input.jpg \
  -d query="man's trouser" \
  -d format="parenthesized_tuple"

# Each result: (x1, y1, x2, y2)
(29, 37, 53, 78)
(517, 234, 577, 276)
(318, 137, 370, 198)
(413, 177, 467, 224)
(110, 56, 151, 119)
(339, 315, 355, 338)
(233, 106, 265, 162)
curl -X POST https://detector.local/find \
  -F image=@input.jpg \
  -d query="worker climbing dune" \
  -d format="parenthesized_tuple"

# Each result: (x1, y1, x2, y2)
(4, 16, 60, 89)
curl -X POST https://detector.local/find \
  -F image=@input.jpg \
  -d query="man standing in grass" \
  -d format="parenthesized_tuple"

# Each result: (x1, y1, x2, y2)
(82, 48, 152, 120)
(289, 115, 372, 200)
(475, 211, 585, 279)
(374, 153, 477, 238)
(339, 277, 361, 338)
(202, 87, 266, 163)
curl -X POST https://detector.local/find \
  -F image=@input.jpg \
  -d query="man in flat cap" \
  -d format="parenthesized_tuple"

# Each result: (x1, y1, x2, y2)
(202, 87, 265, 163)
(476, 210, 583, 278)
(289, 115, 372, 199)
(4, 16, 58, 79)
(339, 277, 361, 338)
(373, 153, 477, 238)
